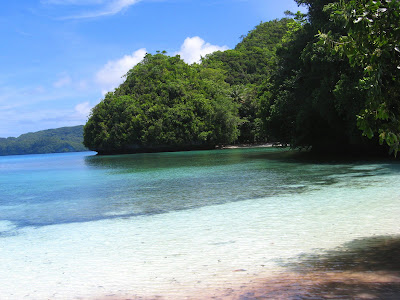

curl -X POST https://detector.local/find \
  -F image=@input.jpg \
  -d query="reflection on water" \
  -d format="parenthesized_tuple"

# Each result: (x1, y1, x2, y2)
(1, 148, 399, 229)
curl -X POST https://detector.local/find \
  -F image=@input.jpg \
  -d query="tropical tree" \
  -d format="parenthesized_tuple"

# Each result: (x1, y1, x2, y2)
(320, 0, 400, 155)
(84, 54, 240, 154)
(260, 0, 395, 154)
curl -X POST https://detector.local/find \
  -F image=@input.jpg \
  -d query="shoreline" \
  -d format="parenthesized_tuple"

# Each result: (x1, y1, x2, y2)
(97, 235, 400, 299)
(220, 143, 283, 149)
(93, 143, 285, 155)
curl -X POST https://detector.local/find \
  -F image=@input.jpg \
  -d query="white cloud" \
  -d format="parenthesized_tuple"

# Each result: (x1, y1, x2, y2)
(51, 0, 141, 19)
(107, 0, 140, 14)
(175, 36, 229, 64)
(95, 48, 147, 94)
(75, 101, 92, 118)
(53, 74, 72, 88)
(93, 37, 228, 95)
(41, 0, 105, 5)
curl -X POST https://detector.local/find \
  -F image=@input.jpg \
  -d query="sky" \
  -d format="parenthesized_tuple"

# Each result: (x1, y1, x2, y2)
(0, 0, 306, 138)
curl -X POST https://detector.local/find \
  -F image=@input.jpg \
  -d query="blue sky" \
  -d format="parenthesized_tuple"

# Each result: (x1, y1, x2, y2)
(0, 0, 306, 137)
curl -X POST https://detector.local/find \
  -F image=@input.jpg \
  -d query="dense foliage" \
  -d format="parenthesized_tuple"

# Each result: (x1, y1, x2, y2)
(203, 19, 290, 86)
(262, 0, 399, 154)
(84, 1, 399, 156)
(0, 126, 87, 156)
(84, 54, 240, 154)
(202, 19, 290, 143)
(261, 0, 370, 152)
(321, 0, 400, 155)
(84, 19, 289, 153)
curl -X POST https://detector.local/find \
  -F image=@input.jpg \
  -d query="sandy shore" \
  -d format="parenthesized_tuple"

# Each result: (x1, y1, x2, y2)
(97, 236, 400, 299)
(221, 143, 283, 149)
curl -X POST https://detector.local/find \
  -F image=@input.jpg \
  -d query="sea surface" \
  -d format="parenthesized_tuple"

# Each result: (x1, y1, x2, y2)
(0, 148, 399, 299)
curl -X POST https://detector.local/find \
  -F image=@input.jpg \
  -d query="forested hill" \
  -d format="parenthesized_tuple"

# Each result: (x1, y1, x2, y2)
(0, 126, 87, 156)
(84, 0, 400, 156)
(83, 19, 291, 154)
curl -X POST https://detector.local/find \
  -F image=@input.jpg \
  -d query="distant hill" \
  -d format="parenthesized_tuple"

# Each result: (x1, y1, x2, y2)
(0, 125, 88, 156)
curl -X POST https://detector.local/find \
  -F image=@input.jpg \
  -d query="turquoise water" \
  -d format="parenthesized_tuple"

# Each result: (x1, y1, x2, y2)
(1, 148, 399, 299)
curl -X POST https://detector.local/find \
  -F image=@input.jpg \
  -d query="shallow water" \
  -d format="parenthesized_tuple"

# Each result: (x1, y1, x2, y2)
(0, 148, 399, 299)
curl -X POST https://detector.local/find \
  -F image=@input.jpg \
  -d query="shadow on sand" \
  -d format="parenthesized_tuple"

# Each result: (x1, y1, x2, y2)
(292, 235, 400, 273)
(245, 236, 400, 300)
(99, 237, 400, 299)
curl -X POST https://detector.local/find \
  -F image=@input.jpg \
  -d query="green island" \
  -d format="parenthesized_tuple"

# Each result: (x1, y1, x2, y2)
(0, 125, 87, 156)
(84, 0, 400, 156)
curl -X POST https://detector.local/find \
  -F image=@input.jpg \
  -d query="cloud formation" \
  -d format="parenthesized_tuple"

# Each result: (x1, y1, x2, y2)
(95, 48, 147, 94)
(94, 37, 228, 95)
(43, 0, 141, 19)
(176, 36, 229, 64)
(42, 0, 105, 5)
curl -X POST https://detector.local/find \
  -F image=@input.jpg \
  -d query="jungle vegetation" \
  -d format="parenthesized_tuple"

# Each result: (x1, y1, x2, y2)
(84, 0, 400, 156)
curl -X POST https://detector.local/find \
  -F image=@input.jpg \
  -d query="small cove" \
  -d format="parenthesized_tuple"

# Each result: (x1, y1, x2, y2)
(0, 148, 399, 299)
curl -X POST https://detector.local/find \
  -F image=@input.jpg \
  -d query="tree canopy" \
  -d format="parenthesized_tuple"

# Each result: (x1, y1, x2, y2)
(84, 54, 240, 154)
(84, 19, 290, 153)
(321, 0, 400, 155)
(261, 0, 369, 152)
(84, 3, 400, 156)
(200, 19, 291, 143)
(261, 0, 399, 155)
